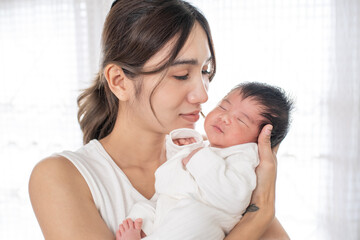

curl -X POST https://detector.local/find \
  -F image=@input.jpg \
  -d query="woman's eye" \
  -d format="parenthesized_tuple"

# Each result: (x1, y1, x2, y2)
(202, 63, 212, 75)
(202, 70, 211, 75)
(174, 74, 189, 80)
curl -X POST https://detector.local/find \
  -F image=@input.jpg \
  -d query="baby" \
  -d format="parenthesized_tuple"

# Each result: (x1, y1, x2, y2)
(116, 82, 293, 240)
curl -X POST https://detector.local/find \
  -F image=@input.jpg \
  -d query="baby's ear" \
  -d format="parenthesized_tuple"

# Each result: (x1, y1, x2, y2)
(104, 63, 135, 101)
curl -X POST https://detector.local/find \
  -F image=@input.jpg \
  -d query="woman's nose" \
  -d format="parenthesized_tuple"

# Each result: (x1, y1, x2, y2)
(188, 76, 208, 104)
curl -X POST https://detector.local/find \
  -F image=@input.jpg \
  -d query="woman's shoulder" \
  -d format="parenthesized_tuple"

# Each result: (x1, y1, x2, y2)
(29, 155, 92, 202)
(28, 156, 113, 239)
(31, 155, 81, 180)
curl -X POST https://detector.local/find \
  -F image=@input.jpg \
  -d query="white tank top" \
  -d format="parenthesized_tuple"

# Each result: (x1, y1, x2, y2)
(56, 139, 156, 234)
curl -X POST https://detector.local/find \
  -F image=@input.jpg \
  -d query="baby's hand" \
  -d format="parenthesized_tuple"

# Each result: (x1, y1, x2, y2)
(182, 147, 203, 166)
(173, 137, 196, 146)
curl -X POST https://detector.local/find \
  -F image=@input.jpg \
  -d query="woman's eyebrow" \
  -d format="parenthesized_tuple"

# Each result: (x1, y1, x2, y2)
(171, 59, 198, 66)
(171, 56, 212, 66)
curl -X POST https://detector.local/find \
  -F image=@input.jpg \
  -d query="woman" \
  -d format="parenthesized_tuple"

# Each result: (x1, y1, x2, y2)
(29, 0, 289, 239)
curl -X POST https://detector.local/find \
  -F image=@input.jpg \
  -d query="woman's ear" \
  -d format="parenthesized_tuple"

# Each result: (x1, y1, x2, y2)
(104, 63, 134, 101)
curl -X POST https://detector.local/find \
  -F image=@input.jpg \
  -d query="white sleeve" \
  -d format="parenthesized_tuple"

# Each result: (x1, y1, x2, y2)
(126, 200, 156, 236)
(185, 147, 258, 216)
(165, 128, 204, 160)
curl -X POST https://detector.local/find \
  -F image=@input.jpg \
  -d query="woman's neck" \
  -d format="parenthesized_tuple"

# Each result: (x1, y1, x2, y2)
(99, 121, 167, 169)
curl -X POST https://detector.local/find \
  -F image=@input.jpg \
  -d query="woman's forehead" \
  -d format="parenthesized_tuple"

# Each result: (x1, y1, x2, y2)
(142, 36, 178, 71)
(143, 22, 210, 72)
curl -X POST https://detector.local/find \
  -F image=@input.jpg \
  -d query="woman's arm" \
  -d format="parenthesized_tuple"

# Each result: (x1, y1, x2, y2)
(29, 156, 114, 240)
(224, 125, 289, 240)
(260, 217, 289, 240)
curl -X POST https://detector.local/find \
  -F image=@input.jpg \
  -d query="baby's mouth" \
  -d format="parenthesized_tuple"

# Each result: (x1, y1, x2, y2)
(212, 124, 224, 133)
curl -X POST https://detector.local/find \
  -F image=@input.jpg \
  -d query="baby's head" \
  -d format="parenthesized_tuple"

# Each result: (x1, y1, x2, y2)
(204, 82, 293, 148)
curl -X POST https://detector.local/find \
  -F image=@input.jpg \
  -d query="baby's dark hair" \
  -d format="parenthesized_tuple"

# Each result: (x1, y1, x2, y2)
(230, 82, 294, 148)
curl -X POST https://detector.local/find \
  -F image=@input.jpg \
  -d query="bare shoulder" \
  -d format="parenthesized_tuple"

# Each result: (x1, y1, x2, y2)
(29, 155, 89, 201)
(29, 156, 113, 239)
(29, 155, 83, 187)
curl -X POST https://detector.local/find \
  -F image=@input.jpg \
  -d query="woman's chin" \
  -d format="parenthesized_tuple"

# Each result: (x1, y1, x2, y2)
(174, 122, 196, 131)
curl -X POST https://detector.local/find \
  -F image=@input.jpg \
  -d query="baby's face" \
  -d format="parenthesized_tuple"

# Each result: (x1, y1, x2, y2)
(204, 91, 265, 148)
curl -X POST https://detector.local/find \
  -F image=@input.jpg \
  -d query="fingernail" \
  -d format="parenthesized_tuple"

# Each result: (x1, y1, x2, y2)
(266, 126, 273, 135)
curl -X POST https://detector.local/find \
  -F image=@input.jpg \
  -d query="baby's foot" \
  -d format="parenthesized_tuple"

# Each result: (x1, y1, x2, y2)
(116, 218, 143, 240)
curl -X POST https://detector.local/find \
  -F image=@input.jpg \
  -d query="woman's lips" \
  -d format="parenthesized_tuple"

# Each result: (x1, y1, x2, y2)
(180, 111, 200, 122)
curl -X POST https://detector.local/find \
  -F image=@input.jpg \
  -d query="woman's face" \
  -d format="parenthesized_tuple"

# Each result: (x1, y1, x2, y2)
(130, 22, 212, 133)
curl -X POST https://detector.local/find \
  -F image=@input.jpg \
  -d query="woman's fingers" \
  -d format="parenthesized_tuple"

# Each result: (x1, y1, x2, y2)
(257, 124, 274, 162)
(251, 124, 277, 208)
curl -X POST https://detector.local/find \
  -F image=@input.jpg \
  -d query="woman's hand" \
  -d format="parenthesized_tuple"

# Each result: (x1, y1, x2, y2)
(251, 124, 278, 210)
(224, 124, 285, 240)
(254, 124, 290, 239)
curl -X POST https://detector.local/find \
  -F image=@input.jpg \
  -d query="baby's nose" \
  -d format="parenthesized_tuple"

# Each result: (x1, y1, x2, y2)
(221, 114, 231, 124)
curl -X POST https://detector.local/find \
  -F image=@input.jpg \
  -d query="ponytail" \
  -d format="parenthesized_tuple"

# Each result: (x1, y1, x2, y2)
(77, 73, 118, 144)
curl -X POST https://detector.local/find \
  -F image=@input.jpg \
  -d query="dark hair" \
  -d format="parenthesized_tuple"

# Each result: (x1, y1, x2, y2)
(231, 82, 294, 148)
(77, 0, 216, 144)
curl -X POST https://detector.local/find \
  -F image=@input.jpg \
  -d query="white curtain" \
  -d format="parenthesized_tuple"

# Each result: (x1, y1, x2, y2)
(0, 0, 359, 239)
(323, 0, 360, 238)
(0, 1, 111, 239)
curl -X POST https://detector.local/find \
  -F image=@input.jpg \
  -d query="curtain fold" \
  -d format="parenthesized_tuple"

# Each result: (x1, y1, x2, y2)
(323, 0, 360, 238)
(73, 0, 111, 89)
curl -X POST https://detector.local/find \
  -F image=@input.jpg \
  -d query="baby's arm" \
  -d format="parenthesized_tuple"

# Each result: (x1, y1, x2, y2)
(181, 147, 203, 166)
(185, 146, 259, 216)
